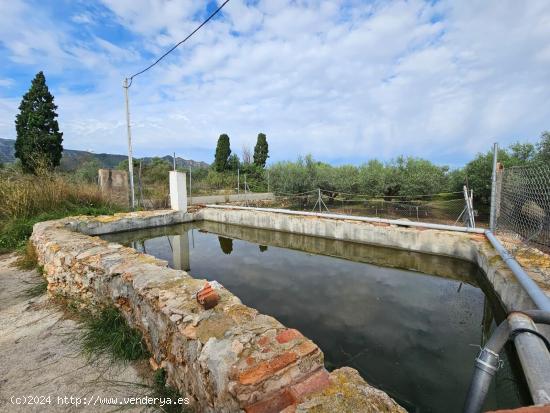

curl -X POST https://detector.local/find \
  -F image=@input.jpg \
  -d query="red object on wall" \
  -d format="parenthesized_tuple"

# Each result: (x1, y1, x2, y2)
(196, 282, 220, 309)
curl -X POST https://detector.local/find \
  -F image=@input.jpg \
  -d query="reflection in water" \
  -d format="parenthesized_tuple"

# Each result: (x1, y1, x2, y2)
(102, 222, 524, 413)
(171, 232, 190, 271)
(218, 236, 233, 255)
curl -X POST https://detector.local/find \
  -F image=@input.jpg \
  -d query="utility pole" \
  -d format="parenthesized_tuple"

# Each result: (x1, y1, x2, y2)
(138, 160, 143, 208)
(189, 165, 192, 204)
(237, 168, 240, 195)
(123, 78, 135, 210)
(489, 142, 498, 232)
(173, 152, 176, 171)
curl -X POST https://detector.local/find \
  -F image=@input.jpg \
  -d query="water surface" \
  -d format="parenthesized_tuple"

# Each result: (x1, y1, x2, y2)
(102, 221, 524, 412)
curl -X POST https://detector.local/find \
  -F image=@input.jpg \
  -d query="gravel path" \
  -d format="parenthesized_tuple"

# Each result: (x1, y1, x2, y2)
(0, 253, 151, 412)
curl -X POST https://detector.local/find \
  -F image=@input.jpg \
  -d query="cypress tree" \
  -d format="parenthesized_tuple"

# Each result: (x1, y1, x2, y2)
(253, 132, 269, 168)
(214, 133, 231, 172)
(15, 71, 63, 173)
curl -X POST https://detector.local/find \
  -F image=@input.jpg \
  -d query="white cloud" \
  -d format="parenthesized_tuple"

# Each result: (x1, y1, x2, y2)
(0, 78, 14, 87)
(0, 0, 550, 166)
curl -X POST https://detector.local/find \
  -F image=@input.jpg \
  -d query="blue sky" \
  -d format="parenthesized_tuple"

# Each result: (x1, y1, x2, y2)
(1, 0, 549, 167)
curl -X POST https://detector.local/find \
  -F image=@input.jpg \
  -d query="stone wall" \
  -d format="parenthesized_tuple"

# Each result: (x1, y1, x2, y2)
(31, 210, 405, 413)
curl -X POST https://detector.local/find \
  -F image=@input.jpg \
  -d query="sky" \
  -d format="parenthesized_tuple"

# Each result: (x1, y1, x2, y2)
(0, 0, 549, 167)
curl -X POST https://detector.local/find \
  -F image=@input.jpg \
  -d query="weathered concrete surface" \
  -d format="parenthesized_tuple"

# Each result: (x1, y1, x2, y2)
(196, 220, 480, 285)
(190, 193, 275, 205)
(31, 213, 404, 413)
(98, 168, 129, 207)
(0, 254, 148, 412)
(294, 367, 405, 413)
(68, 209, 194, 236)
(197, 206, 550, 313)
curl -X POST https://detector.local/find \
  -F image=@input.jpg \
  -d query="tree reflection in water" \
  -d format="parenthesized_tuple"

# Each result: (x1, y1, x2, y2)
(218, 236, 233, 255)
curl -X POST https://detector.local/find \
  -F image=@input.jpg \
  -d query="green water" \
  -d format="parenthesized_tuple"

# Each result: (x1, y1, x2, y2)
(102, 221, 526, 412)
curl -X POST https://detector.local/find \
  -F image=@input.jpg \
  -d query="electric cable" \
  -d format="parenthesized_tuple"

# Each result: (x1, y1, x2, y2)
(125, 0, 231, 87)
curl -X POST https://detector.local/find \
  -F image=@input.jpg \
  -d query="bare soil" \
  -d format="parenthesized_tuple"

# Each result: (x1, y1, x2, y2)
(0, 253, 151, 412)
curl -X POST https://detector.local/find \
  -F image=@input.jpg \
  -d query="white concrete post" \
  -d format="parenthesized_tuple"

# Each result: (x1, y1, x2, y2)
(169, 171, 187, 212)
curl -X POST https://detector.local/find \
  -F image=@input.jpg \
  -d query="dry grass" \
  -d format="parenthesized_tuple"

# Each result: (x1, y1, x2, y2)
(0, 170, 122, 252)
(0, 171, 107, 220)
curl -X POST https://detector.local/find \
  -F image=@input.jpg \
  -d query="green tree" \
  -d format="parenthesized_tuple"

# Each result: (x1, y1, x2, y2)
(227, 153, 240, 171)
(397, 157, 449, 197)
(509, 142, 536, 162)
(463, 149, 511, 204)
(15, 71, 63, 173)
(214, 134, 231, 172)
(253, 133, 269, 168)
(358, 160, 386, 196)
(75, 159, 102, 183)
(143, 158, 171, 184)
(536, 131, 550, 163)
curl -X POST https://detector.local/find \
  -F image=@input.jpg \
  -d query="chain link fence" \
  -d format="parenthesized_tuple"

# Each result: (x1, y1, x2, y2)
(495, 163, 550, 256)
(272, 189, 472, 226)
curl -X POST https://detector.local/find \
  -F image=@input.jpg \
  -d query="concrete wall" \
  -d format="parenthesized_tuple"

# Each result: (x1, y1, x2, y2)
(189, 192, 275, 205)
(197, 205, 548, 313)
(98, 169, 129, 207)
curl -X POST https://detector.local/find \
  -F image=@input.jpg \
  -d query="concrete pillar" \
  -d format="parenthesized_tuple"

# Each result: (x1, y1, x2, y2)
(169, 171, 187, 212)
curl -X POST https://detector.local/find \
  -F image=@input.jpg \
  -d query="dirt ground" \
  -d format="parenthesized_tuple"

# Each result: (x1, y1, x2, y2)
(0, 253, 152, 412)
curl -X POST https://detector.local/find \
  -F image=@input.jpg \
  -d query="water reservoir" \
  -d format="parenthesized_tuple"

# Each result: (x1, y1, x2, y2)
(102, 221, 525, 412)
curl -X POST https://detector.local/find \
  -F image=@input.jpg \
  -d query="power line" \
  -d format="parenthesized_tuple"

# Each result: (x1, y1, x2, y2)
(126, 0, 231, 87)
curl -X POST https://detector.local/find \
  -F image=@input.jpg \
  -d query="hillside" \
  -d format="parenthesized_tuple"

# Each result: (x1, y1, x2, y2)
(0, 138, 209, 170)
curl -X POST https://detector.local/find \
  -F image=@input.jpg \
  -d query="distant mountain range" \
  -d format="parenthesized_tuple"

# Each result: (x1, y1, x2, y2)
(0, 138, 210, 170)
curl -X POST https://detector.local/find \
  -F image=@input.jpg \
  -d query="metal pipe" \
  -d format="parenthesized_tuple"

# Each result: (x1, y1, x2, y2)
(489, 142, 498, 231)
(205, 204, 486, 234)
(508, 312, 550, 405)
(464, 311, 550, 412)
(485, 230, 550, 312)
(463, 320, 510, 413)
(521, 310, 550, 325)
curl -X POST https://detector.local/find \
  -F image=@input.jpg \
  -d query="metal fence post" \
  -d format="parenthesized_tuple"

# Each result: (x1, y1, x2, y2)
(489, 142, 498, 231)
(463, 185, 475, 228)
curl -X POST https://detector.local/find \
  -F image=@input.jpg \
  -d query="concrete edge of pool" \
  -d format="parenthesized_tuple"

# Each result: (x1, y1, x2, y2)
(30, 207, 550, 413)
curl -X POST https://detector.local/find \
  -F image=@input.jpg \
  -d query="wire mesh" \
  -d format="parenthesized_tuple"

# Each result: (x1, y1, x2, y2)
(495, 163, 550, 256)
(272, 189, 470, 226)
